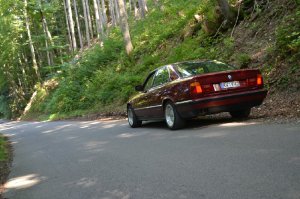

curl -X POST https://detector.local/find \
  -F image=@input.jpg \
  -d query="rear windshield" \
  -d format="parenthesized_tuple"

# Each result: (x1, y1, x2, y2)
(175, 61, 236, 78)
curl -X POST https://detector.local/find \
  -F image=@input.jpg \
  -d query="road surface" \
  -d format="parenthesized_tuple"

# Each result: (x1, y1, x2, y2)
(1, 118, 300, 199)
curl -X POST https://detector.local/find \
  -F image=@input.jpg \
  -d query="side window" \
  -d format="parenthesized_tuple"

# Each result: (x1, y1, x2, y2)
(144, 73, 155, 91)
(168, 65, 180, 81)
(152, 67, 170, 88)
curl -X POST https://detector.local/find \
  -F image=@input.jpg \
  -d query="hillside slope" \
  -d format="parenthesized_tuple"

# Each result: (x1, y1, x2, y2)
(22, 0, 300, 121)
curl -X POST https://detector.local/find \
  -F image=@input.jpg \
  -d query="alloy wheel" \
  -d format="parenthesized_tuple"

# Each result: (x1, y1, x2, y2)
(165, 104, 175, 128)
(128, 108, 134, 126)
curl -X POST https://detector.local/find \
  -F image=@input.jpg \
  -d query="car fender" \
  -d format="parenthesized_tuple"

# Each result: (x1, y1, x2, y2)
(162, 97, 176, 109)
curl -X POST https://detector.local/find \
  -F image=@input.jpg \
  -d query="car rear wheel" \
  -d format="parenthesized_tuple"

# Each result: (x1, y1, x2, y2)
(164, 102, 185, 130)
(127, 106, 142, 128)
(230, 108, 251, 119)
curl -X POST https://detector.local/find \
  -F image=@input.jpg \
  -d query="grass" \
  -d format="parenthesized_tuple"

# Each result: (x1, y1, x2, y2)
(0, 134, 7, 161)
(20, 0, 300, 121)
(21, 0, 210, 120)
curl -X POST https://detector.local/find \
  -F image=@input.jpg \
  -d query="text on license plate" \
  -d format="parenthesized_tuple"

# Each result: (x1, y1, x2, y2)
(220, 81, 240, 89)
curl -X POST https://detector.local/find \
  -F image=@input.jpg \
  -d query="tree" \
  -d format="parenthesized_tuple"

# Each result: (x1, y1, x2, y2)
(93, 0, 103, 38)
(63, 0, 74, 51)
(109, 0, 117, 26)
(82, 0, 91, 46)
(39, 0, 54, 66)
(217, 0, 236, 26)
(114, 0, 120, 23)
(24, 0, 40, 80)
(65, 0, 77, 51)
(138, 0, 148, 18)
(73, 0, 84, 49)
(85, 0, 94, 39)
(117, 0, 134, 55)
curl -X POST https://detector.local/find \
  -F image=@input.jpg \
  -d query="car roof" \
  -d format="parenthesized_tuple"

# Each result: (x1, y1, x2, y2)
(173, 59, 222, 65)
(150, 60, 210, 72)
(149, 60, 232, 75)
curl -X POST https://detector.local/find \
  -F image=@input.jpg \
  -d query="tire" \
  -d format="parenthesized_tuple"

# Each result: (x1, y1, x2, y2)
(230, 108, 251, 119)
(127, 106, 142, 128)
(164, 102, 186, 130)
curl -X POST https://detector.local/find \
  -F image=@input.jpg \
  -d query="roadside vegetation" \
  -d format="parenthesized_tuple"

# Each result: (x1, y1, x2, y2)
(0, 0, 299, 120)
(0, 135, 7, 161)
(0, 133, 12, 198)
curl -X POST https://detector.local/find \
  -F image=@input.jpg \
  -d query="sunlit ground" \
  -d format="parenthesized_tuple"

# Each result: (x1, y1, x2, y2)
(4, 174, 46, 191)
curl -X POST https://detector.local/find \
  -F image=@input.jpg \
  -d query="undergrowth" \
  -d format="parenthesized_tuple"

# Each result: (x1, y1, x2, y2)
(22, 0, 300, 120)
(0, 135, 7, 161)
(269, 6, 300, 91)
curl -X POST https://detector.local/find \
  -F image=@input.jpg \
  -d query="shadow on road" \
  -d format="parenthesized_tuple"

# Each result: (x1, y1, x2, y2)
(140, 114, 264, 130)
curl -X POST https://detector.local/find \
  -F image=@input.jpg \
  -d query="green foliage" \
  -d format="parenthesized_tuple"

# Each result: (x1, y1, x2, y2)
(198, 0, 217, 19)
(0, 0, 74, 118)
(236, 53, 252, 68)
(131, 0, 201, 56)
(20, 0, 300, 120)
(30, 0, 208, 117)
(43, 34, 128, 113)
(46, 80, 84, 113)
(0, 73, 11, 118)
(276, 10, 300, 57)
(20, 80, 58, 120)
(275, 64, 300, 91)
(23, 0, 240, 118)
(0, 135, 7, 161)
(220, 37, 235, 59)
(0, 96, 11, 119)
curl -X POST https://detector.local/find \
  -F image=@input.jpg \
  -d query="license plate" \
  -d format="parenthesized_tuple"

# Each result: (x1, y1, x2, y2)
(220, 81, 240, 89)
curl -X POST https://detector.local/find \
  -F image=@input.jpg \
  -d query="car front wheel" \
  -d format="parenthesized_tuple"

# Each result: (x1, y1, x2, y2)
(127, 106, 142, 128)
(164, 102, 185, 130)
(230, 108, 251, 119)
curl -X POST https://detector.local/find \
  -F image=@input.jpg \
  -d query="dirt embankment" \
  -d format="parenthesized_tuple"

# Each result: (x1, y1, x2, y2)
(228, 0, 300, 120)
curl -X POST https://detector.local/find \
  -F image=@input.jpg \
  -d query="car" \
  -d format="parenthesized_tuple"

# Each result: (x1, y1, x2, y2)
(127, 60, 267, 130)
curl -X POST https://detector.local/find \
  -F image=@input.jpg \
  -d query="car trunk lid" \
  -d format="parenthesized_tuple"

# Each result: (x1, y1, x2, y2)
(189, 69, 264, 97)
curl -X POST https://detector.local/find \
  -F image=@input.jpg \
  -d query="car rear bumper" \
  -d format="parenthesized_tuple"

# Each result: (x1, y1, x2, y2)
(175, 89, 268, 118)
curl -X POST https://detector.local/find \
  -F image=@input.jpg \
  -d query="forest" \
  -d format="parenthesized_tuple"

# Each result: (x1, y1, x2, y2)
(0, 0, 299, 120)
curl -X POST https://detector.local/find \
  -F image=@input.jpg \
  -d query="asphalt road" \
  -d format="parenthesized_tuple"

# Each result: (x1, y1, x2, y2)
(1, 117, 300, 199)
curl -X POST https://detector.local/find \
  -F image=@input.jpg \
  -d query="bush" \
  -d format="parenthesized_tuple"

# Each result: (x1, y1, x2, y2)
(276, 10, 300, 57)
(0, 96, 11, 119)
(236, 53, 251, 68)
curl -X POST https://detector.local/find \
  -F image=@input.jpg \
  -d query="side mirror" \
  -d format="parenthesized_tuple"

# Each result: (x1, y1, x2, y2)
(135, 85, 144, 92)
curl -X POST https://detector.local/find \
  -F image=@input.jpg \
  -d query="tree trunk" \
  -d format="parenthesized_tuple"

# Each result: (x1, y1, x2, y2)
(24, 0, 40, 80)
(138, 0, 146, 18)
(129, 0, 132, 11)
(117, 0, 133, 55)
(82, 0, 91, 46)
(134, 0, 138, 18)
(217, 0, 236, 25)
(40, 6, 54, 66)
(73, 0, 84, 49)
(65, 0, 77, 51)
(100, 0, 107, 25)
(109, 0, 116, 26)
(144, 0, 148, 12)
(85, 0, 94, 39)
(96, 0, 105, 35)
(114, 0, 120, 23)
(93, 0, 102, 39)
(63, 0, 73, 51)
(42, 23, 52, 66)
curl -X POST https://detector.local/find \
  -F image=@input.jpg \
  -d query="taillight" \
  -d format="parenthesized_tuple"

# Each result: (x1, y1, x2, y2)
(247, 78, 256, 86)
(190, 82, 203, 94)
(257, 74, 263, 85)
(247, 74, 263, 86)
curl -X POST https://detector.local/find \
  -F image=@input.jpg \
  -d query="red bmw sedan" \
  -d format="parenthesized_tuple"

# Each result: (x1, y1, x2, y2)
(127, 60, 267, 130)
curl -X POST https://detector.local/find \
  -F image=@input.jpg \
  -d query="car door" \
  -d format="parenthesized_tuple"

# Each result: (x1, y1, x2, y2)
(133, 71, 156, 119)
(146, 66, 171, 119)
